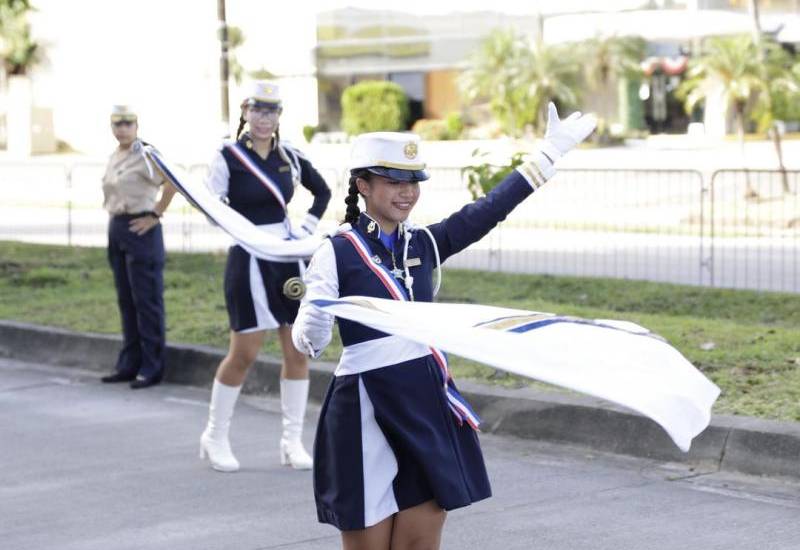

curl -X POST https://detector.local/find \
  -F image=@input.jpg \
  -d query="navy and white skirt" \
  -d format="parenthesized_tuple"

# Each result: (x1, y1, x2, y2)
(313, 355, 492, 531)
(223, 244, 301, 332)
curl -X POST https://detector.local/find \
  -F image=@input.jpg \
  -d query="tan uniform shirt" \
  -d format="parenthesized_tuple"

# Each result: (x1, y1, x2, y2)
(102, 140, 164, 214)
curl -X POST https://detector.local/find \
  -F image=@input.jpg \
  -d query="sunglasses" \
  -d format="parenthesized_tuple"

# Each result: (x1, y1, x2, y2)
(112, 120, 136, 127)
(249, 106, 281, 119)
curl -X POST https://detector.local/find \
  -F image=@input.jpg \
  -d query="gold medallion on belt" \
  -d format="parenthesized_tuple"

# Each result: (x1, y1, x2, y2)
(282, 276, 306, 300)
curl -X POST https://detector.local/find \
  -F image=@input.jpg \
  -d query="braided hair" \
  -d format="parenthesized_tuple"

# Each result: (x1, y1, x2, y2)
(344, 170, 370, 225)
(234, 112, 247, 140)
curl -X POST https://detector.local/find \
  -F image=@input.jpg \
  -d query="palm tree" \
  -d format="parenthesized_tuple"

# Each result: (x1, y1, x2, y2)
(752, 42, 800, 194)
(460, 28, 580, 137)
(524, 39, 582, 132)
(678, 35, 765, 195)
(747, 0, 798, 194)
(580, 35, 646, 89)
(681, 34, 798, 195)
(579, 35, 646, 131)
(0, 0, 40, 75)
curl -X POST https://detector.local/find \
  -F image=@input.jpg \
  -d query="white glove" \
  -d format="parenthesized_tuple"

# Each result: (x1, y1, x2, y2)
(290, 213, 320, 240)
(539, 102, 597, 163)
(292, 305, 333, 358)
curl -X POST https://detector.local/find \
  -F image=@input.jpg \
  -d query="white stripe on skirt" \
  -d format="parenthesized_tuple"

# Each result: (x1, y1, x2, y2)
(239, 255, 279, 333)
(358, 378, 399, 527)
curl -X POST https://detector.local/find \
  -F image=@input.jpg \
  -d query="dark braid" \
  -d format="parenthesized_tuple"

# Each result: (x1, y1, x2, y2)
(274, 126, 280, 146)
(235, 113, 246, 140)
(344, 171, 369, 225)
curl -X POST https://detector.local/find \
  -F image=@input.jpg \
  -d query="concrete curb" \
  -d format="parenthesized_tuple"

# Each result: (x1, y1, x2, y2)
(2, 319, 798, 481)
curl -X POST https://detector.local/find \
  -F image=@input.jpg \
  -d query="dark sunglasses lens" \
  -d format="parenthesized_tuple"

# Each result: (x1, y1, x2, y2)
(113, 120, 135, 127)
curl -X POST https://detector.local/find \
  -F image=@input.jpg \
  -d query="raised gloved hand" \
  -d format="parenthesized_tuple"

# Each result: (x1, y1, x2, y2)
(539, 102, 597, 163)
(289, 213, 320, 240)
(292, 305, 334, 358)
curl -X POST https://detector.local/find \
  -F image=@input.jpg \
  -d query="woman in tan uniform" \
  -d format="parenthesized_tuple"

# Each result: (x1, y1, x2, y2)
(100, 105, 176, 389)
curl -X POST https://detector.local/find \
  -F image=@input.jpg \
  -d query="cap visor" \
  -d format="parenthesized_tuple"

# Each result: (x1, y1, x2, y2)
(247, 99, 281, 110)
(365, 167, 429, 182)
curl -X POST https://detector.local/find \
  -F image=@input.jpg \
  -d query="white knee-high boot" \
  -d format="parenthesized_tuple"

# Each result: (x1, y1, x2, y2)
(200, 379, 242, 472)
(280, 378, 313, 470)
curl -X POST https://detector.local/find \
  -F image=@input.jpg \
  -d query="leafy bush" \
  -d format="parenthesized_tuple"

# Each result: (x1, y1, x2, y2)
(411, 112, 464, 141)
(341, 81, 409, 135)
(411, 119, 448, 140)
(444, 112, 464, 139)
(302, 125, 317, 143)
(462, 150, 527, 200)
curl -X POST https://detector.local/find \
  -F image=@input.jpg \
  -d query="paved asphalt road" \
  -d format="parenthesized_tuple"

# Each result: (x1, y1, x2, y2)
(2, 357, 800, 550)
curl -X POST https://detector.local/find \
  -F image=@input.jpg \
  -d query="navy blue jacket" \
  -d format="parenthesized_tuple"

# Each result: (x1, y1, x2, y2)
(331, 170, 533, 347)
(217, 136, 331, 225)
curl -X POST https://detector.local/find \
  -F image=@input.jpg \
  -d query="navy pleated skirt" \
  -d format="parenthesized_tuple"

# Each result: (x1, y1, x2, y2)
(223, 245, 301, 332)
(313, 355, 491, 531)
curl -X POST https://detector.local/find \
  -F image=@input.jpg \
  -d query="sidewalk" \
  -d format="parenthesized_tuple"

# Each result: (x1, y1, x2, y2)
(2, 319, 799, 481)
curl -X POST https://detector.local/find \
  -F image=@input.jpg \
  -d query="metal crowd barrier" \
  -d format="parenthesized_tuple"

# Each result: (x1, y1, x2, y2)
(0, 161, 797, 293)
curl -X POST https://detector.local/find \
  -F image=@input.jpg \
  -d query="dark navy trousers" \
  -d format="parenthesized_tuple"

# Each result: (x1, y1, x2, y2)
(107, 214, 166, 380)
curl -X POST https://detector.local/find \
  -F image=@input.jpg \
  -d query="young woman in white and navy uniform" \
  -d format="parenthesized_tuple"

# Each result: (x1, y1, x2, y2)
(199, 81, 332, 472)
(292, 105, 596, 549)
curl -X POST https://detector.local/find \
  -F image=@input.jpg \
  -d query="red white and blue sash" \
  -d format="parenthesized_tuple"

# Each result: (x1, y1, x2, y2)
(226, 142, 288, 213)
(342, 228, 481, 430)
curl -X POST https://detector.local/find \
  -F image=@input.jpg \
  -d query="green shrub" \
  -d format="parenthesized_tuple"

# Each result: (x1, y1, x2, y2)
(411, 119, 449, 140)
(302, 125, 317, 143)
(341, 81, 409, 135)
(462, 150, 527, 200)
(411, 112, 464, 141)
(444, 112, 464, 139)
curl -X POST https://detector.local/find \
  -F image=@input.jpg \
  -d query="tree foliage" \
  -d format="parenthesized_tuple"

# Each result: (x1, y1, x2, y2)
(678, 34, 799, 193)
(223, 25, 246, 84)
(0, 0, 40, 75)
(579, 35, 646, 89)
(462, 150, 527, 199)
(678, 35, 765, 127)
(459, 28, 581, 136)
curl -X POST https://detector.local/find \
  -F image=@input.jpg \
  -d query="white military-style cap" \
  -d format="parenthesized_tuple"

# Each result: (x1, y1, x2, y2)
(110, 105, 137, 122)
(349, 132, 429, 182)
(244, 80, 282, 108)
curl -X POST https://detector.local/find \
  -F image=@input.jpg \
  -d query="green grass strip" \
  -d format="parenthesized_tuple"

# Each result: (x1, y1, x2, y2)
(1, 240, 798, 421)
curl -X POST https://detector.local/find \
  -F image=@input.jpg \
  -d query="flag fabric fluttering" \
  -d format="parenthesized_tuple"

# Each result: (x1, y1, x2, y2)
(145, 148, 719, 452)
(143, 146, 322, 262)
(310, 296, 720, 452)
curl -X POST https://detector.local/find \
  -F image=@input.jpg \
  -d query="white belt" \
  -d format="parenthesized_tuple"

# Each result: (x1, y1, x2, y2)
(335, 335, 431, 376)
(230, 222, 289, 247)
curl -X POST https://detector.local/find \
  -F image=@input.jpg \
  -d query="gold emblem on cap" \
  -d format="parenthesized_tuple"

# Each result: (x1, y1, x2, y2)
(403, 141, 418, 160)
(282, 277, 306, 300)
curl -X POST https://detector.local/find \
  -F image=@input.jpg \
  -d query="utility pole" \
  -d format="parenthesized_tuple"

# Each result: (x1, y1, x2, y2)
(218, 0, 230, 135)
(748, 0, 762, 44)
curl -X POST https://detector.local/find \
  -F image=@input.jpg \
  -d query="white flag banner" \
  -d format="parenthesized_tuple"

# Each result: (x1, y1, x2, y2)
(310, 296, 720, 452)
(144, 146, 323, 262)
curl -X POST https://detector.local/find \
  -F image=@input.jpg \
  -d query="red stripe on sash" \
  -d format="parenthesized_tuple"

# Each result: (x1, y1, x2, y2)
(342, 228, 480, 430)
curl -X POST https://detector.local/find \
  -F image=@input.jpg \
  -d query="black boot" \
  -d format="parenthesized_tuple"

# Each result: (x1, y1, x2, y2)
(101, 372, 136, 383)
(130, 375, 162, 389)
